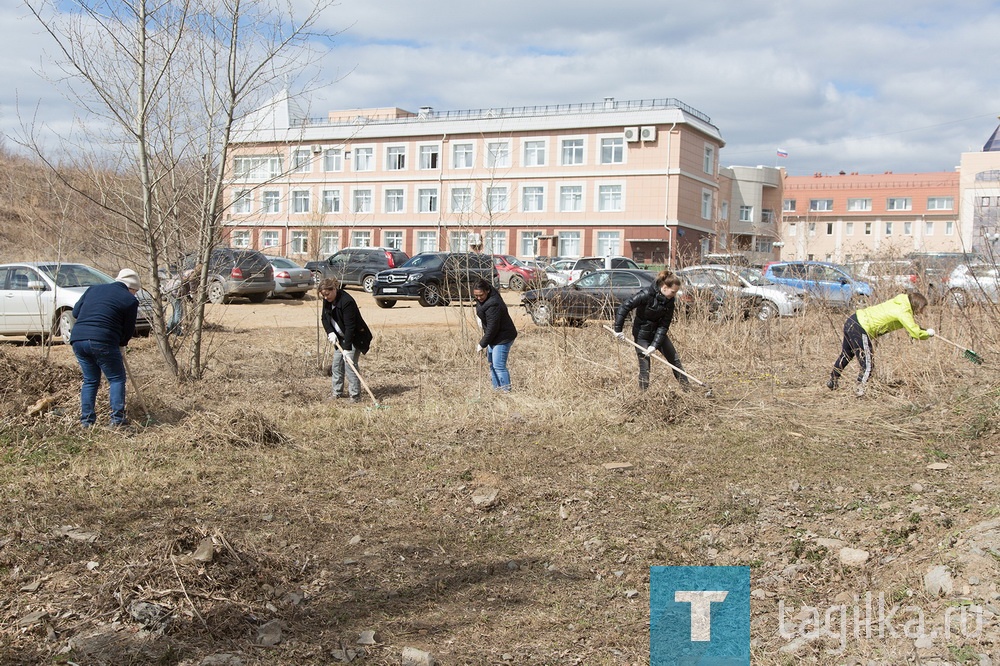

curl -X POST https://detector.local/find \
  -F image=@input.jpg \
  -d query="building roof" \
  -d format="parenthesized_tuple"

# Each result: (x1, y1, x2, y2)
(984, 122, 1000, 152)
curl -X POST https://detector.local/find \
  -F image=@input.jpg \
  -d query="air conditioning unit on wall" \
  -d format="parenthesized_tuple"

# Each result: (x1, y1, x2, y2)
(640, 126, 657, 142)
(623, 127, 640, 142)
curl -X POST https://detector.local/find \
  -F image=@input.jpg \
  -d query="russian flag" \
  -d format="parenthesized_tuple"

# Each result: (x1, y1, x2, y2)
(776, 149, 788, 158)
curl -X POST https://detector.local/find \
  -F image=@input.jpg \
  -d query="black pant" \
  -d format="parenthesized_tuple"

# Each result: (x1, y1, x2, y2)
(832, 314, 873, 384)
(635, 334, 688, 390)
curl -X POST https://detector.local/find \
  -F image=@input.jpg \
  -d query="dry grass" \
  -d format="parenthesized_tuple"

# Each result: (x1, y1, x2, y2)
(0, 304, 998, 665)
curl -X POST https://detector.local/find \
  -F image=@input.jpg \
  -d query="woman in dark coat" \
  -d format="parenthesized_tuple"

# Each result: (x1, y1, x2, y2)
(612, 269, 688, 391)
(472, 278, 517, 392)
(319, 277, 373, 402)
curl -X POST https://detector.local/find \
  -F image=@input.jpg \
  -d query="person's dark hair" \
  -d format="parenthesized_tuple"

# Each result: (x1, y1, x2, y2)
(473, 278, 493, 294)
(907, 291, 928, 313)
(655, 269, 681, 289)
(317, 277, 341, 294)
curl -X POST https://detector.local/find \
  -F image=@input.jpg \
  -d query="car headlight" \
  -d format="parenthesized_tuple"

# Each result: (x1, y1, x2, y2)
(408, 273, 424, 282)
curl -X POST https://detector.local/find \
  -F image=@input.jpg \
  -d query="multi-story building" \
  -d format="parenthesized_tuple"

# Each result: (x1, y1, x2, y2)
(224, 91, 728, 267)
(717, 165, 783, 266)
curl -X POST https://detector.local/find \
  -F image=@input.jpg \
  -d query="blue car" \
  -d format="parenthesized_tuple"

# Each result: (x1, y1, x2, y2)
(763, 261, 871, 307)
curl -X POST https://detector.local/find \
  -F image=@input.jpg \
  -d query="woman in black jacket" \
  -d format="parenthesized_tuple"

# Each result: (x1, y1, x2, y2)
(472, 279, 518, 392)
(612, 269, 688, 391)
(319, 277, 373, 402)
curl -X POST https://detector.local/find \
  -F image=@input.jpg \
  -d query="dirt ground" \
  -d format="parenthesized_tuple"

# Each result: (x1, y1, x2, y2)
(1, 287, 998, 665)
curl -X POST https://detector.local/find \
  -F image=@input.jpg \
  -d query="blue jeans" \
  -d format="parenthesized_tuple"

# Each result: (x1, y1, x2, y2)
(72, 340, 127, 426)
(166, 296, 183, 335)
(488, 342, 512, 391)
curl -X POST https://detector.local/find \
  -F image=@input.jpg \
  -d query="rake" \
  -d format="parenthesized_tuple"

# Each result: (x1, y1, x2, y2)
(933, 333, 984, 365)
(330, 338, 387, 409)
(603, 325, 714, 396)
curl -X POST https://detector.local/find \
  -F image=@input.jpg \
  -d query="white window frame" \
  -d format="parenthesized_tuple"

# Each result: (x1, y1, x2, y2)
(290, 230, 308, 254)
(418, 187, 439, 213)
(483, 230, 507, 254)
(350, 230, 372, 247)
(523, 139, 547, 167)
(521, 185, 545, 213)
(788, 222, 797, 237)
(451, 186, 472, 214)
(452, 143, 474, 169)
(927, 197, 953, 211)
(262, 190, 280, 214)
(230, 229, 250, 248)
(560, 137, 585, 166)
(739, 205, 753, 223)
(903, 221, 912, 235)
(418, 144, 441, 170)
(701, 190, 713, 220)
(383, 230, 403, 249)
(558, 231, 582, 257)
(887, 197, 912, 211)
(291, 189, 310, 214)
(595, 231, 621, 256)
(924, 220, 934, 236)
(352, 188, 373, 214)
(323, 148, 343, 172)
(261, 230, 279, 248)
(600, 136, 624, 165)
(384, 187, 406, 214)
(810, 199, 834, 212)
(847, 198, 871, 212)
(417, 231, 438, 252)
(385, 144, 407, 171)
(233, 155, 281, 180)
(320, 231, 339, 255)
(233, 189, 252, 214)
(352, 146, 374, 172)
(292, 148, 311, 173)
(520, 231, 542, 257)
(885, 222, 893, 235)
(597, 184, 623, 212)
(449, 230, 470, 252)
(559, 184, 584, 213)
(845, 222, 854, 236)
(826, 222, 834, 236)
(485, 141, 510, 169)
(486, 186, 509, 214)
(783, 199, 796, 212)
(321, 189, 341, 214)
(864, 222, 873, 235)
(945, 220, 954, 235)
(703, 144, 715, 174)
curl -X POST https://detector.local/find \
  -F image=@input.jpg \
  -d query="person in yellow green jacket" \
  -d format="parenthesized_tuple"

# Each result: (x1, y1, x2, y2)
(828, 292, 934, 396)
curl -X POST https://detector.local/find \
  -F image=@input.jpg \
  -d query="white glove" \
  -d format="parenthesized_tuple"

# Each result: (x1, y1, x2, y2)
(644, 345, 656, 357)
(476, 344, 485, 353)
(613, 331, 625, 340)
(925, 328, 935, 337)
(327, 332, 337, 344)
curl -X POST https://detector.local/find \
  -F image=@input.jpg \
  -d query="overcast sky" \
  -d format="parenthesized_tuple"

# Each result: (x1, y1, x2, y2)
(4, 0, 999, 177)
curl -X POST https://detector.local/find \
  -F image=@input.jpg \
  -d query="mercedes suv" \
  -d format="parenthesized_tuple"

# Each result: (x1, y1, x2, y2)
(372, 252, 499, 308)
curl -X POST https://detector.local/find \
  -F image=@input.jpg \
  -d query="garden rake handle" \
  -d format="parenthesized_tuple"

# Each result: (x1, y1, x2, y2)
(932, 333, 969, 352)
(602, 325, 706, 387)
(330, 338, 379, 405)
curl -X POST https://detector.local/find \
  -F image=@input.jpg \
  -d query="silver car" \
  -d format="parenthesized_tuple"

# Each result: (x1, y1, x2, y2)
(267, 256, 314, 299)
(947, 263, 999, 306)
(676, 265, 805, 320)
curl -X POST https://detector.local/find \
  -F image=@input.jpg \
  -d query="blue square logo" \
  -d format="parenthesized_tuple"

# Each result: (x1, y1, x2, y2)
(650, 566, 750, 665)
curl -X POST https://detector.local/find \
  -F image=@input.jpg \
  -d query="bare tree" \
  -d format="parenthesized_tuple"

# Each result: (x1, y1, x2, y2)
(22, 0, 335, 378)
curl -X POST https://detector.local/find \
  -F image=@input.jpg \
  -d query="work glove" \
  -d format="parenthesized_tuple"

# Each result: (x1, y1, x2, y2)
(476, 344, 485, 353)
(327, 332, 337, 344)
(613, 331, 625, 340)
(643, 345, 656, 357)
(925, 328, 935, 337)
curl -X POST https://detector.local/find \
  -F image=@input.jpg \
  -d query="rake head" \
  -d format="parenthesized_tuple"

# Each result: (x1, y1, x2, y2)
(964, 349, 984, 366)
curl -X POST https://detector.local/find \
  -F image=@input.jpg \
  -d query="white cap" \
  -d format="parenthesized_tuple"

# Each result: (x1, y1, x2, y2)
(115, 268, 141, 291)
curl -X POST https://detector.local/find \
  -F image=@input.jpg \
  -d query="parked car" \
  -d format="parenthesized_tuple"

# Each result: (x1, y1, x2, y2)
(947, 263, 1000, 306)
(183, 248, 275, 304)
(304, 247, 409, 293)
(0, 262, 154, 342)
(907, 252, 984, 303)
(491, 255, 546, 291)
(561, 256, 643, 284)
(266, 256, 313, 299)
(763, 261, 871, 307)
(372, 252, 499, 308)
(845, 259, 919, 293)
(701, 253, 751, 267)
(521, 268, 655, 326)
(676, 265, 804, 320)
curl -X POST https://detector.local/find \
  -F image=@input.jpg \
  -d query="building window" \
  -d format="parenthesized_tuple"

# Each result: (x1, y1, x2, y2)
(982, 196, 993, 207)
(292, 149, 311, 173)
(783, 199, 796, 212)
(386, 145, 406, 170)
(353, 147, 374, 171)
(739, 205, 753, 223)
(486, 186, 509, 213)
(601, 138, 624, 164)
(885, 222, 893, 235)
(449, 231, 469, 252)
(486, 141, 510, 169)
(351, 230, 371, 247)
(826, 222, 834, 235)
(418, 145, 439, 170)
(231, 230, 250, 248)
(720, 201, 729, 222)
(320, 232, 339, 255)
(323, 148, 342, 172)
(847, 198, 871, 212)
(418, 188, 439, 213)
(417, 231, 437, 252)
(291, 190, 310, 214)
(558, 231, 581, 256)
(352, 189, 372, 213)
(928, 197, 953, 211)
(598, 185, 622, 212)
(261, 230, 279, 248)
(701, 191, 713, 220)
(945, 221, 954, 235)
(561, 138, 584, 166)
(321, 189, 341, 214)
(520, 231, 542, 257)
(524, 140, 546, 166)
(383, 230, 403, 249)
(703, 145, 715, 174)
(845, 222, 854, 235)
(924, 221, 934, 236)
(522, 186, 544, 213)
(451, 187, 472, 214)
(262, 190, 280, 214)
(596, 231, 621, 256)
(903, 221, 912, 235)
(559, 185, 583, 212)
(810, 199, 834, 212)
(291, 231, 308, 254)
(887, 197, 911, 211)
(754, 238, 772, 253)
(233, 190, 252, 214)
(864, 222, 872, 235)
(453, 143, 474, 169)
(385, 188, 405, 213)
(483, 231, 506, 254)
(808, 222, 816, 235)
(234, 155, 281, 179)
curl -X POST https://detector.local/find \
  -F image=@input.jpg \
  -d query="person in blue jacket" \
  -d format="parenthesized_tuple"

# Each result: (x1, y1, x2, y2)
(70, 268, 140, 428)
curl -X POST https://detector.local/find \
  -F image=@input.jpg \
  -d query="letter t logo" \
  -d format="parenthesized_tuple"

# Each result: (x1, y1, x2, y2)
(674, 591, 729, 641)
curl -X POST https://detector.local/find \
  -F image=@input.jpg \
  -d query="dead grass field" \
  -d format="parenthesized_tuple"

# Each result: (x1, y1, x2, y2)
(1, 292, 998, 665)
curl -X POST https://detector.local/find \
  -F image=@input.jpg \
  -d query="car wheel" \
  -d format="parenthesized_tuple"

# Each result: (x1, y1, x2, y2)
(208, 281, 226, 304)
(509, 275, 525, 291)
(56, 309, 75, 340)
(757, 300, 778, 321)
(247, 292, 267, 303)
(311, 270, 323, 283)
(529, 300, 554, 326)
(376, 299, 397, 309)
(948, 289, 968, 309)
(545, 279, 557, 288)
(418, 283, 442, 307)
(362, 275, 377, 293)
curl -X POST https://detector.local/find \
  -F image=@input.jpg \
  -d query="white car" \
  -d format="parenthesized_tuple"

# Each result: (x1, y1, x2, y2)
(948, 263, 999, 306)
(677, 264, 805, 320)
(0, 262, 154, 343)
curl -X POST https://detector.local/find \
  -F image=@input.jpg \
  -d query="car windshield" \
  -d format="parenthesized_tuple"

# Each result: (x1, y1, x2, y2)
(502, 255, 524, 266)
(38, 264, 114, 288)
(401, 254, 444, 269)
(738, 268, 771, 286)
(270, 257, 298, 268)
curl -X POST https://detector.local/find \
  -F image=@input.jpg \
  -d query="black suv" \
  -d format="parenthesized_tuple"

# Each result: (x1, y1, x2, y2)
(304, 247, 409, 293)
(372, 252, 499, 308)
(183, 248, 275, 304)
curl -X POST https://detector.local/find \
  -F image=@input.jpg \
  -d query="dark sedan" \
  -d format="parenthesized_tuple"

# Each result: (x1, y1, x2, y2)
(521, 269, 656, 326)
